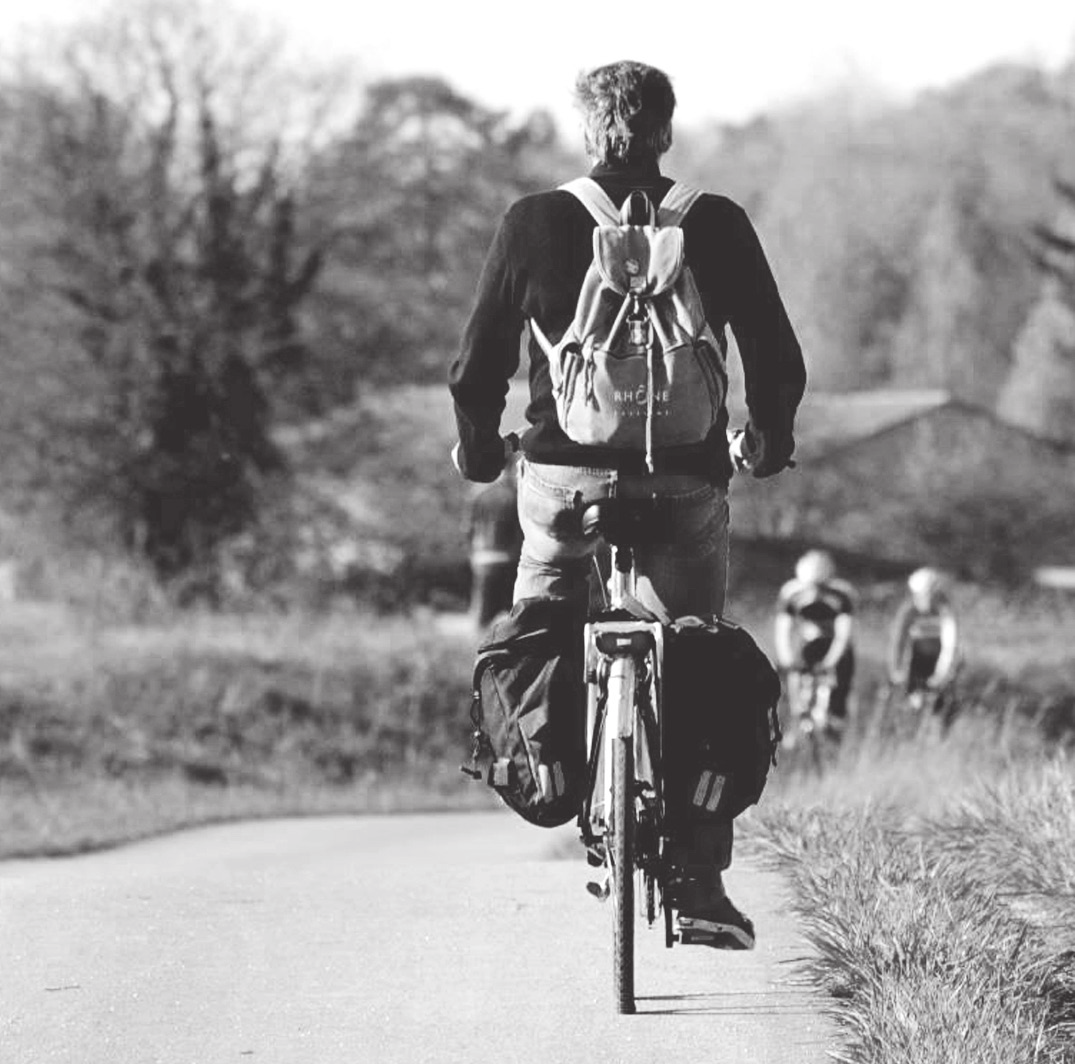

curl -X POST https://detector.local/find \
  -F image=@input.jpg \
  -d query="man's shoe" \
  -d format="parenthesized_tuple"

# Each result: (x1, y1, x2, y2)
(677, 892, 756, 950)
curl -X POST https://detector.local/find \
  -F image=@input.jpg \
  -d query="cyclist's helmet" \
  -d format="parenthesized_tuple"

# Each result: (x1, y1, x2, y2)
(908, 567, 946, 601)
(795, 549, 836, 586)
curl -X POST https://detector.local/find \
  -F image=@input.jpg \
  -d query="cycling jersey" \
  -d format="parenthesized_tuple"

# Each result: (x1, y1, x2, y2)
(890, 597, 957, 690)
(777, 577, 856, 650)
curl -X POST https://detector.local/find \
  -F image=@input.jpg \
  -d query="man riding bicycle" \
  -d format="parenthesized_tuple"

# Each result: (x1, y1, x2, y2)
(449, 61, 805, 950)
(887, 567, 959, 714)
(774, 550, 856, 734)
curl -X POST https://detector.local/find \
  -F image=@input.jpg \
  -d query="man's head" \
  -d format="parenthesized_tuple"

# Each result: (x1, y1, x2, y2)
(795, 550, 836, 588)
(908, 567, 946, 609)
(574, 61, 675, 166)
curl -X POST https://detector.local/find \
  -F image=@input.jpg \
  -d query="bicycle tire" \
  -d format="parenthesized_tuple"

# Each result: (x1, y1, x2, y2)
(611, 733, 635, 1015)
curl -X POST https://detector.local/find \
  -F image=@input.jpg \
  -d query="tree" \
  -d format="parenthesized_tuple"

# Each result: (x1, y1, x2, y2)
(997, 176, 1075, 444)
(0, 0, 346, 577)
(306, 76, 566, 387)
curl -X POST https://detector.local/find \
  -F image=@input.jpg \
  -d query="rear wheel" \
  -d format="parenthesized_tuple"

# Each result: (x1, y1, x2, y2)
(611, 734, 635, 1014)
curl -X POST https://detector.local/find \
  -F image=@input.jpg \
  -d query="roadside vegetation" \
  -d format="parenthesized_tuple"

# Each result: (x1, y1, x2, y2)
(0, 588, 488, 857)
(747, 689, 1075, 1062)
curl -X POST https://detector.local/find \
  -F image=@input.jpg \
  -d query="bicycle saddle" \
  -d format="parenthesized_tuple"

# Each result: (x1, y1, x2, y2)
(580, 497, 665, 547)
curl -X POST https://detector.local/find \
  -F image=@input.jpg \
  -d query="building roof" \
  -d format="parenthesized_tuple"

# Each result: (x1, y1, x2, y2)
(727, 388, 953, 458)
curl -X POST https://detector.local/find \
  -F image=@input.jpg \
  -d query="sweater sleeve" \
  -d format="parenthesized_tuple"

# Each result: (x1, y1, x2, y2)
(449, 208, 525, 482)
(726, 204, 806, 444)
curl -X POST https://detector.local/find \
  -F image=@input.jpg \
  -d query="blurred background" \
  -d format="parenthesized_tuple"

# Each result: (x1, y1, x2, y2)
(0, 0, 1072, 853)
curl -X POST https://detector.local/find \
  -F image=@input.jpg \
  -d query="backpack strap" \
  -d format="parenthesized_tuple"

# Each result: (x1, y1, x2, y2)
(559, 177, 621, 227)
(657, 182, 704, 227)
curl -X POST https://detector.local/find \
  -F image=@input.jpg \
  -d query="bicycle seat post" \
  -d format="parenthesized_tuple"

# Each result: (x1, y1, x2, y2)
(608, 543, 633, 610)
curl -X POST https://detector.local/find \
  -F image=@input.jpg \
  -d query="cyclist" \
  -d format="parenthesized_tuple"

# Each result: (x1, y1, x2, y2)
(467, 460, 523, 629)
(887, 567, 959, 714)
(450, 61, 805, 950)
(774, 550, 856, 734)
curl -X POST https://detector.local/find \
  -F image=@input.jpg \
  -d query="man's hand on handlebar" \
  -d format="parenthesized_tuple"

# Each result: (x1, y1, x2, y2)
(728, 424, 796, 477)
(450, 433, 520, 481)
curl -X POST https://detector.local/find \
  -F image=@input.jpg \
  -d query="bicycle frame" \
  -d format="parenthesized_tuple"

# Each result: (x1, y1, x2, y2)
(583, 619, 664, 831)
(579, 535, 672, 1014)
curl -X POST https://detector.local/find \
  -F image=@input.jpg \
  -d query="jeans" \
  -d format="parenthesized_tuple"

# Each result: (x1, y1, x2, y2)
(512, 460, 730, 619)
(512, 460, 734, 885)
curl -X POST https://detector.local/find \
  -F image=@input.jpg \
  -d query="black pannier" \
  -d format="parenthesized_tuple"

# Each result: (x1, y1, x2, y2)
(462, 597, 587, 827)
(462, 604, 781, 829)
(661, 619, 782, 823)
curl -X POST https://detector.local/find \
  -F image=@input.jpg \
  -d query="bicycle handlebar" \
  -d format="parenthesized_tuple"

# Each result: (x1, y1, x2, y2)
(454, 426, 794, 478)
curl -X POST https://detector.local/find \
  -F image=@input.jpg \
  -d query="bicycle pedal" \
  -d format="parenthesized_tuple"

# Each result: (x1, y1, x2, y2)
(586, 877, 610, 902)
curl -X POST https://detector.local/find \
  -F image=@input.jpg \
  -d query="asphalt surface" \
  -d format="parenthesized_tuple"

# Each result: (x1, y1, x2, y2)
(1, 812, 841, 1063)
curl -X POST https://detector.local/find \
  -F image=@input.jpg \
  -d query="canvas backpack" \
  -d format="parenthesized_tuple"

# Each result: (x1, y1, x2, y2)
(461, 597, 587, 827)
(530, 177, 728, 472)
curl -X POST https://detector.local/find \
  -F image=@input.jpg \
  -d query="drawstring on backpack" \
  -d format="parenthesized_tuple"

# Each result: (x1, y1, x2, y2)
(645, 338, 655, 474)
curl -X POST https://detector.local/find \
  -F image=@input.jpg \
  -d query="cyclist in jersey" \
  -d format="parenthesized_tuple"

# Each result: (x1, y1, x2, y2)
(887, 567, 959, 712)
(774, 550, 856, 729)
(450, 61, 805, 951)
(467, 461, 523, 628)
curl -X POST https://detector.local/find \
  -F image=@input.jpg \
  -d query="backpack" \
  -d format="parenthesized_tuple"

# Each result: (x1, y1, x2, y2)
(462, 597, 587, 827)
(661, 618, 782, 823)
(529, 177, 728, 473)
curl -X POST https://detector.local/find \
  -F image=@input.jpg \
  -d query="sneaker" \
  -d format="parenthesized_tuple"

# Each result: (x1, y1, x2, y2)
(677, 892, 756, 950)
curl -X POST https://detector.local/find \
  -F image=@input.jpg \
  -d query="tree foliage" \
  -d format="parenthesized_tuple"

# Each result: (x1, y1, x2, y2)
(997, 177, 1075, 443)
(671, 65, 1075, 403)
(0, 0, 340, 576)
(305, 76, 567, 389)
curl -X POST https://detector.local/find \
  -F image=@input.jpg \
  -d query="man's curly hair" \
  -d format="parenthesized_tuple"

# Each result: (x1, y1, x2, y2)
(574, 61, 675, 165)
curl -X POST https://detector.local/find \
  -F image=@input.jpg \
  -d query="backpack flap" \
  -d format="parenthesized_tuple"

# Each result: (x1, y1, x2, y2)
(592, 227, 684, 298)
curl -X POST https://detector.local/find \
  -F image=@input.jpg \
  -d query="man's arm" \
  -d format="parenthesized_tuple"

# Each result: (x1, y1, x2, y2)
(932, 607, 959, 687)
(820, 613, 853, 672)
(887, 600, 915, 684)
(449, 208, 524, 482)
(726, 205, 806, 478)
(773, 609, 797, 669)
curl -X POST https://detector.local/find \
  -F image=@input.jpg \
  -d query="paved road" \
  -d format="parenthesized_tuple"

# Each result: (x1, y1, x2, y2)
(1, 813, 840, 1063)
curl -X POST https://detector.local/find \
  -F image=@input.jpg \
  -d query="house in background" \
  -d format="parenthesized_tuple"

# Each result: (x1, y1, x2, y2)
(730, 390, 1075, 580)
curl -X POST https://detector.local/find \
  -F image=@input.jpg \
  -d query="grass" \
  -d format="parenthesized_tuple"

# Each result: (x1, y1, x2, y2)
(745, 695, 1075, 1063)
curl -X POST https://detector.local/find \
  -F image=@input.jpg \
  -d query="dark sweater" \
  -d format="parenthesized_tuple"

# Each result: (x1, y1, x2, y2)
(449, 159, 806, 483)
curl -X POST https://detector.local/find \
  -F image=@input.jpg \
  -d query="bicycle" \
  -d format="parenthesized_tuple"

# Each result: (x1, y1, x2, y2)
(781, 666, 841, 772)
(576, 429, 759, 1015)
(884, 674, 959, 741)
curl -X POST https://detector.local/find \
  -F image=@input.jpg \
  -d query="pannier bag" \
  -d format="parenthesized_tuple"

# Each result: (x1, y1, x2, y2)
(661, 618, 782, 823)
(529, 178, 728, 473)
(462, 597, 587, 827)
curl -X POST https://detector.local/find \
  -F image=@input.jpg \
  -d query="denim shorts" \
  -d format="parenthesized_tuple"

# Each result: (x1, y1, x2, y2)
(513, 460, 730, 620)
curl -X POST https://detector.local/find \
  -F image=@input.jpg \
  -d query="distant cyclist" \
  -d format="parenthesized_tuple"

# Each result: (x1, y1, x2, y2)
(887, 567, 959, 714)
(467, 461, 523, 628)
(774, 550, 856, 733)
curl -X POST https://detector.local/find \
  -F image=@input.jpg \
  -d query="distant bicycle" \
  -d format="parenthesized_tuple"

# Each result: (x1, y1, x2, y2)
(883, 675, 958, 740)
(781, 666, 842, 771)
